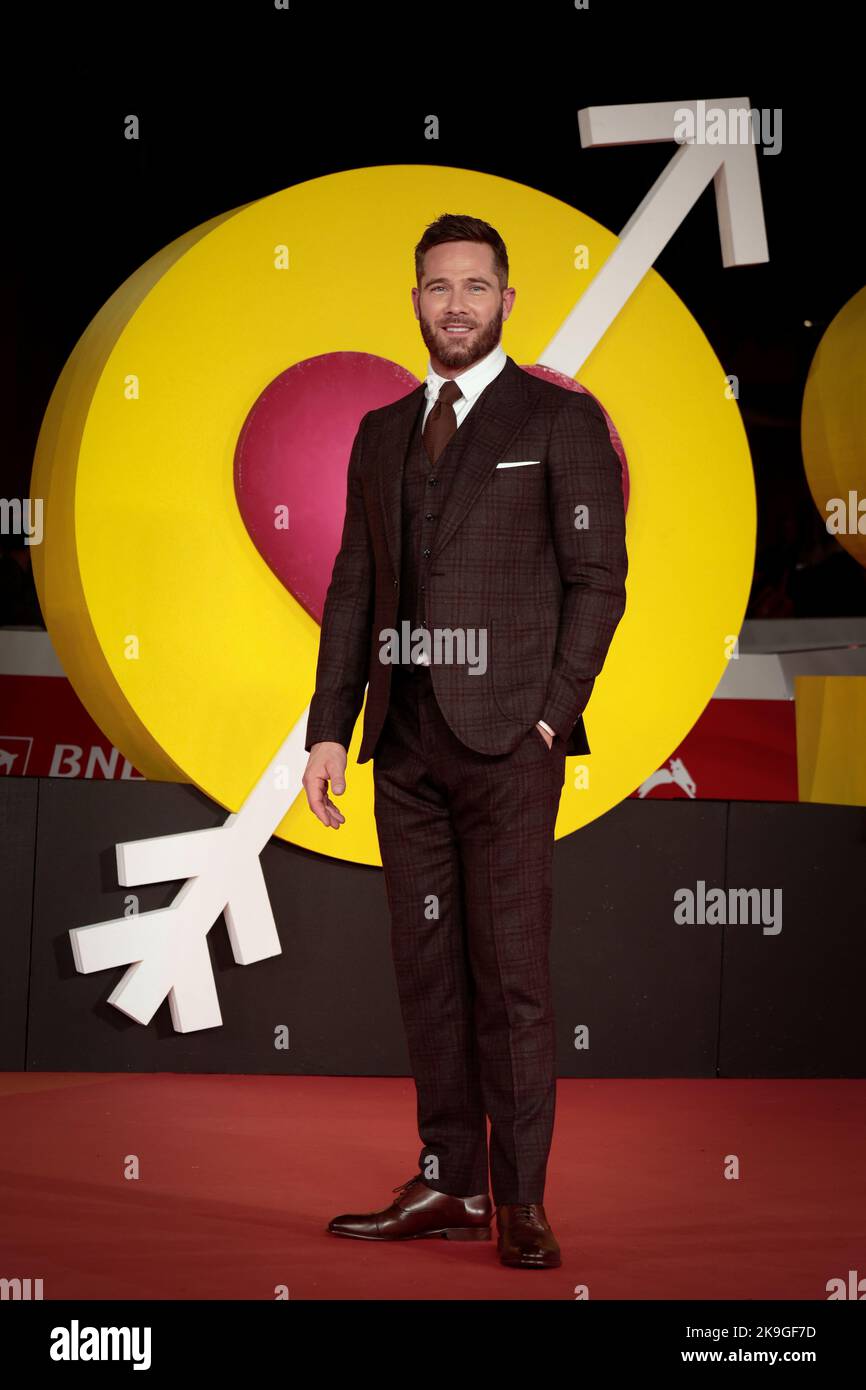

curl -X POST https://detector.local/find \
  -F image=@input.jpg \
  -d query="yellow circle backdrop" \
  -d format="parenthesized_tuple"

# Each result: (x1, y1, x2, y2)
(32, 165, 756, 865)
(801, 284, 866, 568)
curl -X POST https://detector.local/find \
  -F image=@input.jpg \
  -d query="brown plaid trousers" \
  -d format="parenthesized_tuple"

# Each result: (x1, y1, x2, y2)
(305, 354, 628, 1203)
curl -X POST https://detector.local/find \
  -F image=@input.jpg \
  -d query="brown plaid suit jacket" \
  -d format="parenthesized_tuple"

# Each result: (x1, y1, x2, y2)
(305, 354, 628, 763)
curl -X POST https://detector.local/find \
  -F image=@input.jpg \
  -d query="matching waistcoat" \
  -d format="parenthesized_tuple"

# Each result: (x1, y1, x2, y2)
(395, 400, 465, 663)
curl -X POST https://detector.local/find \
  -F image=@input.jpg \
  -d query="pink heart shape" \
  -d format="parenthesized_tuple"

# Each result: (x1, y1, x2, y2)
(234, 352, 628, 623)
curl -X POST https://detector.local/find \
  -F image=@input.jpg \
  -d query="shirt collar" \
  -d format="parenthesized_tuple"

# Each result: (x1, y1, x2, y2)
(424, 340, 506, 406)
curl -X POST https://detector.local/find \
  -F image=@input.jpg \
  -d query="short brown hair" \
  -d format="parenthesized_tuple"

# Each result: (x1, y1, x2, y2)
(414, 214, 509, 290)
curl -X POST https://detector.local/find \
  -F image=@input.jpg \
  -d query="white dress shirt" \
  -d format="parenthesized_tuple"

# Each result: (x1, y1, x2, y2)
(422, 339, 507, 430)
(421, 341, 556, 742)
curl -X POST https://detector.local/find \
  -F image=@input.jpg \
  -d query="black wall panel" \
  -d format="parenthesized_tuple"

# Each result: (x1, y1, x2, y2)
(552, 801, 728, 1077)
(720, 803, 866, 1076)
(0, 778, 38, 1069)
(8, 779, 865, 1077)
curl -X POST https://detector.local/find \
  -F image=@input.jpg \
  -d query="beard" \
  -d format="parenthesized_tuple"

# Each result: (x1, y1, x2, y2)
(418, 302, 504, 369)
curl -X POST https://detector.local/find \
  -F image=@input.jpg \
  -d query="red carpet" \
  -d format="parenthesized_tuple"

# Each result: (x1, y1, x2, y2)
(1, 1073, 863, 1300)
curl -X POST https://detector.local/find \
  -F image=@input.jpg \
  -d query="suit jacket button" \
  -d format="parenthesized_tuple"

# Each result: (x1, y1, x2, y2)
(393, 579, 398, 588)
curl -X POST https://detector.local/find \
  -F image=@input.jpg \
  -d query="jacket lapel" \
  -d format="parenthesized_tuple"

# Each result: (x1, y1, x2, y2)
(429, 357, 537, 561)
(376, 384, 426, 580)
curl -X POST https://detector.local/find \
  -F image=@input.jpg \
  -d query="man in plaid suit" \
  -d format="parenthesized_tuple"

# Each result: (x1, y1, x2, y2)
(302, 214, 628, 1268)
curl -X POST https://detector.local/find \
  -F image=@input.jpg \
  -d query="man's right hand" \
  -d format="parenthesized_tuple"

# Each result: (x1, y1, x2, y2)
(303, 742, 348, 829)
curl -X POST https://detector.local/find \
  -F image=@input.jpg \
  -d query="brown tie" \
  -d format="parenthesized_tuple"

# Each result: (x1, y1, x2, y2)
(423, 379, 463, 464)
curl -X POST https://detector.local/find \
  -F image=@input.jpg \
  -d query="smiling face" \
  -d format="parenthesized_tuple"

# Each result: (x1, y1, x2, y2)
(412, 240, 515, 376)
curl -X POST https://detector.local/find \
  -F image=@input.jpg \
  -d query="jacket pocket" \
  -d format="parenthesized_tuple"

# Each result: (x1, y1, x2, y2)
(490, 614, 551, 723)
(530, 722, 553, 751)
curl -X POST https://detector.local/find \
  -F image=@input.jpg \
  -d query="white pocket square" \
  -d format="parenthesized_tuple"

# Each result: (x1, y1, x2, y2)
(496, 459, 540, 469)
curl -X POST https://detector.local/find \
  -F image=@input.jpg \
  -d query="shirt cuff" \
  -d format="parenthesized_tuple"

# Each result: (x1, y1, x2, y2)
(537, 719, 556, 737)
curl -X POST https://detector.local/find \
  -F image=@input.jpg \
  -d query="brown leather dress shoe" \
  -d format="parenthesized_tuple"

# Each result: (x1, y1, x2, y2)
(497, 1203, 561, 1268)
(328, 1174, 493, 1241)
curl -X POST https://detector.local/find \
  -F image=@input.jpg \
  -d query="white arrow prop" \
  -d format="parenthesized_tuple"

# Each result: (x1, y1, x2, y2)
(539, 96, 769, 375)
(70, 97, 769, 1032)
(69, 708, 309, 1031)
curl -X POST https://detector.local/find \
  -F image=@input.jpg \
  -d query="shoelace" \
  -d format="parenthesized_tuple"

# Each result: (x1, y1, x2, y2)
(509, 1203, 546, 1227)
(392, 1174, 423, 1201)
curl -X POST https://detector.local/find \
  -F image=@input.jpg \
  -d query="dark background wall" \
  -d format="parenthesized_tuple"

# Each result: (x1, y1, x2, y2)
(6, 74, 866, 621)
(3, 777, 863, 1077)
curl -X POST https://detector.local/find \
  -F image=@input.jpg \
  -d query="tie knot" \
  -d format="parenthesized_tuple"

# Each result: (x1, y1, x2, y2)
(437, 379, 463, 407)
